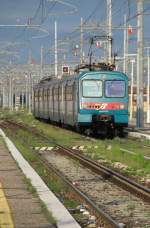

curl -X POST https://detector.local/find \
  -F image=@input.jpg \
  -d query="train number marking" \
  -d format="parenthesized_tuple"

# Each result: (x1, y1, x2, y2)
(99, 103, 108, 109)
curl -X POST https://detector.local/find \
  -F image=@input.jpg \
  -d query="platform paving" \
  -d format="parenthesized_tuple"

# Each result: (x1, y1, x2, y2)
(0, 136, 56, 228)
(0, 129, 81, 228)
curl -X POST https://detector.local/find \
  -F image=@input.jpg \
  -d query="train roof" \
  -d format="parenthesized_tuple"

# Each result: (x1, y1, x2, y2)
(34, 72, 128, 91)
(34, 63, 128, 90)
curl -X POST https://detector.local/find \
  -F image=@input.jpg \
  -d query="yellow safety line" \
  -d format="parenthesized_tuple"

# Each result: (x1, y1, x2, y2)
(0, 183, 14, 228)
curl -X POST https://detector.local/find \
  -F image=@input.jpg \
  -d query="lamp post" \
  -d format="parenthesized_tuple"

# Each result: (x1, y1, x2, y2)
(147, 48, 150, 123)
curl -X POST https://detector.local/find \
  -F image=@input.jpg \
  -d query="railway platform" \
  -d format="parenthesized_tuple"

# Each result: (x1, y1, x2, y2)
(128, 120, 150, 140)
(129, 119, 150, 131)
(0, 129, 81, 228)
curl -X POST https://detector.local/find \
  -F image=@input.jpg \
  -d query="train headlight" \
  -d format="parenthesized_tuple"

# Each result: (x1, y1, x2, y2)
(120, 104, 125, 109)
(81, 102, 88, 109)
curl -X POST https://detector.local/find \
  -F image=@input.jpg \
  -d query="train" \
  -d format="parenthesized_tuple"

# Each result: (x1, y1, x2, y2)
(33, 63, 129, 137)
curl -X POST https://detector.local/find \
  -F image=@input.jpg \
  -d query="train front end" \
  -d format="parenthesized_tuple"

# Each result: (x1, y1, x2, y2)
(78, 71, 128, 136)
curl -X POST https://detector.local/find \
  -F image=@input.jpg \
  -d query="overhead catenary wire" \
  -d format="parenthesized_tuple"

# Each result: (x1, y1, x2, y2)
(43, 0, 108, 61)
(113, 2, 150, 57)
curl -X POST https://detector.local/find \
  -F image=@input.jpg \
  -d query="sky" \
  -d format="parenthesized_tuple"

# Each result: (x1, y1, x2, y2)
(0, 0, 149, 65)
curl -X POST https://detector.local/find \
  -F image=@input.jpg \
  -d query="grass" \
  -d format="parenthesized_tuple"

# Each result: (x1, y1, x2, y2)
(85, 140, 150, 177)
(0, 109, 150, 181)
(24, 178, 37, 194)
(40, 201, 57, 225)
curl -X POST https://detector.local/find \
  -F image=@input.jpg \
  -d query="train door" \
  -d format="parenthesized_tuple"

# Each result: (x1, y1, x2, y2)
(47, 88, 50, 120)
(53, 85, 58, 121)
(45, 88, 49, 119)
(58, 84, 62, 124)
(41, 88, 44, 118)
(72, 81, 76, 124)
(66, 80, 74, 125)
(39, 88, 42, 117)
(52, 86, 54, 120)
(37, 89, 40, 117)
(43, 89, 46, 118)
(64, 81, 67, 124)
(34, 89, 38, 117)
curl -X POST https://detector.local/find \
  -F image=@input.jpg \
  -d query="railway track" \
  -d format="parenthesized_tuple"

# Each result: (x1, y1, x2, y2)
(1, 119, 150, 202)
(0, 120, 150, 227)
(54, 146, 150, 203)
(35, 149, 122, 228)
(36, 147, 150, 227)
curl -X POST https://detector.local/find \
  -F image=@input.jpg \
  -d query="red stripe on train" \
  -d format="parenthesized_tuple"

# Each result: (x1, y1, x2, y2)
(81, 102, 126, 110)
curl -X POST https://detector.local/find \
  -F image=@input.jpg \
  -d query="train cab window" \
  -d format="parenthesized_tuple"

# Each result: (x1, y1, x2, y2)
(82, 80, 102, 97)
(105, 80, 125, 98)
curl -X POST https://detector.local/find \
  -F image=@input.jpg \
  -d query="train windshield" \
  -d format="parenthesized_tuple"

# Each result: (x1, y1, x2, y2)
(105, 80, 125, 98)
(82, 80, 102, 97)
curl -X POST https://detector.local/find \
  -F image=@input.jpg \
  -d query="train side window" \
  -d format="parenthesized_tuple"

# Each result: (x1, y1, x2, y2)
(34, 91, 38, 101)
(47, 89, 50, 101)
(59, 86, 62, 101)
(66, 85, 73, 101)
(39, 90, 43, 101)
(54, 88, 59, 101)
(63, 85, 66, 100)
(44, 90, 47, 101)
(49, 88, 52, 101)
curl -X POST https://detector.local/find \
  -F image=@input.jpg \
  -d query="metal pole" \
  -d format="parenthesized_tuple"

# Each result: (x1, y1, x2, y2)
(107, 0, 112, 64)
(21, 91, 24, 108)
(31, 76, 34, 112)
(40, 45, 44, 79)
(123, 15, 128, 74)
(25, 75, 28, 109)
(9, 75, 12, 109)
(136, 0, 144, 128)
(130, 59, 135, 121)
(2, 85, 5, 108)
(54, 20, 58, 78)
(11, 77, 13, 111)
(80, 17, 83, 64)
(147, 48, 150, 123)
(28, 73, 31, 113)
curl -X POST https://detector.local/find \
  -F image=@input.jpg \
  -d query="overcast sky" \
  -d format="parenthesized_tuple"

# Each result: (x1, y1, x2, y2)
(0, 0, 149, 65)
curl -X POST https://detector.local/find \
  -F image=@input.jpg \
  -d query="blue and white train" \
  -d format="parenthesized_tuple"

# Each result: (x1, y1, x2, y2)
(33, 65, 128, 136)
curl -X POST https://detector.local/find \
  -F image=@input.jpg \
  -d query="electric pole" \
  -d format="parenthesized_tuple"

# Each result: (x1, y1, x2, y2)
(136, 0, 144, 128)
(40, 45, 44, 79)
(146, 47, 150, 123)
(107, 0, 112, 63)
(130, 59, 135, 121)
(54, 21, 58, 78)
(123, 15, 129, 74)
(80, 17, 83, 64)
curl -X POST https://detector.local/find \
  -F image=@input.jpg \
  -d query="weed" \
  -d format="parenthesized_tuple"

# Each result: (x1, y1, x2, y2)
(24, 178, 37, 194)
(1, 109, 150, 180)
